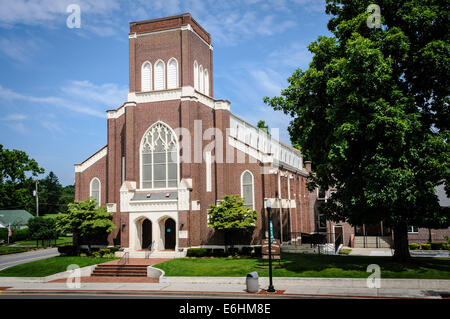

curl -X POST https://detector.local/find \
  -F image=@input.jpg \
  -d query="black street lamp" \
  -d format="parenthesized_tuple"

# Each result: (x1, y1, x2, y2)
(266, 199, 275, 293)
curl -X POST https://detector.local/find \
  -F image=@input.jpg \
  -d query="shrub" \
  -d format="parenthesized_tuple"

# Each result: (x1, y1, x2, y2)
(408, 243, 419, 250)
(339, 248, 352, 255)
(92, 251, 101, 258)
(186, 248, 207, 257)
(252, 246, 262, 257)
(0, 228, 29, 242)
(102, 253, 115, 258)
(99, 248, 111, 256)
(227, 248, 239, 256)
(213, 248, 225, 257)
(79, 253, 87, 257)
(108, 246, 120, 253)
(241, 247, 252, 256)
(430, 242, 445, 250)
(421, 244, 431, 250)
(58, 245, 78, 256)
(205, 248, 214, 256)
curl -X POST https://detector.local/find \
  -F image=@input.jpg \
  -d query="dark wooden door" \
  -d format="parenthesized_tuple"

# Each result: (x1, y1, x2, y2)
(142, 219, 152, 249)
(164, 218, 176, 250)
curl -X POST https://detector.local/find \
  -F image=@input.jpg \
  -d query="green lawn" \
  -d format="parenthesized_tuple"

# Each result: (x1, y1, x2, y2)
(0, 246, 38, 255)
(154, 253, 450, 279)
(14, 236, 72, 247)
(0, 256, 117, 277)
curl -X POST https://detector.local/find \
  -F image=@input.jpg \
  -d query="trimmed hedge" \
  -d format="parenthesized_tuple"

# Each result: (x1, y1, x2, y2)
(186, 248, 207, 257)
(430, 242, 446, 250)
(421, 244, 431, 250)
(0, 228, 29, 243)
(408, 243, 419, 250)
(57, 245, 79, 256)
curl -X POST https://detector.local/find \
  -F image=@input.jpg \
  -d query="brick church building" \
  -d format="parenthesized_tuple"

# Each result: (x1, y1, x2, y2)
(74, 13, 320, 257)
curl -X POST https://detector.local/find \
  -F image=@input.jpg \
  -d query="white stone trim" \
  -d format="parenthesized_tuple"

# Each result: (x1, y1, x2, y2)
(75, 147, 107, 173)
(191, 200, 201, 211)
(228, 114, 307, 174)
(106, 203, 117, 213)
(129, 24, 213, 50)
(126, 86, 230, 111)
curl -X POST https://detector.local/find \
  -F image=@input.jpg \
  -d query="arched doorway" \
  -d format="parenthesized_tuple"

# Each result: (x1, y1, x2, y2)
(142, 219, 152, 250)
(164, 218, 176, 250)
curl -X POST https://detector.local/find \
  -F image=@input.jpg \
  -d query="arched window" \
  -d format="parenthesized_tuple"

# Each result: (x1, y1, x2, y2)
(193, 61, 199, 90)
(204, 69, 209, 96)
(154, 60, 165, 90)
(167, 58, 178, 89)
(241, 171, 254, 209)
(199, 65, 204, 93)
(90, 178, 101, 206)
(141, 122, 178, 189)
(141, 62, 152, 91)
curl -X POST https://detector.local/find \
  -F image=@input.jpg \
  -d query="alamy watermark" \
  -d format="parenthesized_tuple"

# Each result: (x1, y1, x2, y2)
(66, 4, 81, 29)
(366, 264, 381, 288)
(366, 4, 381, 29)
(66, 264, 81, 289)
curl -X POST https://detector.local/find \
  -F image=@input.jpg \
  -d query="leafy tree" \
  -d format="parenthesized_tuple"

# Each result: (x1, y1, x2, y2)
(38, 171, 63, 215)
(56, 198, 116, 252)
(257, 120, 270, 135)
(58, 185, 74, 214)
(0, 144, 44, 213)
(264, 0, 449, 261)
(28, 216, 59, 247)
(207, 195, 257, 253)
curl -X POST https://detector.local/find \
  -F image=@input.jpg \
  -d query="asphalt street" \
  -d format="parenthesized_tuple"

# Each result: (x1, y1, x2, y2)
(0, 248, 59, 271)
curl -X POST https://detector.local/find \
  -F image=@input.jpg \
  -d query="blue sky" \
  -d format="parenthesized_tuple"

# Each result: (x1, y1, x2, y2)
(0, 0, 331, 186)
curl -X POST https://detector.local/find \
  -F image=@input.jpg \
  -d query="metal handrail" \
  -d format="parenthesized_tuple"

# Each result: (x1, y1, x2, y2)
(118, 251, 129, 265)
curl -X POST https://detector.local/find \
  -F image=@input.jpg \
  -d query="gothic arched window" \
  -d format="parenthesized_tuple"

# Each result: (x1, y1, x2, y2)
(193, 61, 199, 90)
(141, 122, 178, 189)
(154, 60, 165, 90)
(204, 69, 209, 96)
(241, 171, 254, 209)
(90, 178, 101, 207)
(167, 58, 178, 89)
(141, 62, 152, 91)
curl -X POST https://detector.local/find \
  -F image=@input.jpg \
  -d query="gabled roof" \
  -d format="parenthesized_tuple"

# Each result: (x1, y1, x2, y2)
(0, 210, 34, 227)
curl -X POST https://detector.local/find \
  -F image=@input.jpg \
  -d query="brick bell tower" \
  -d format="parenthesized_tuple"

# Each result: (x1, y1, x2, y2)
(128, 13, 214, 96)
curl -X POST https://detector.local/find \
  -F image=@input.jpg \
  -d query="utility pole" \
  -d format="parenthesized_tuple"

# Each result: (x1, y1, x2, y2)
(33, 180, 39, 217)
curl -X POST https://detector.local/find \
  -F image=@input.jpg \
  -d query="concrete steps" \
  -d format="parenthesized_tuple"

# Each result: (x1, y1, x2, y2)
(91, 265, 148, 277)
(115, 250, 186, 259)
(354, 236, 392, 248)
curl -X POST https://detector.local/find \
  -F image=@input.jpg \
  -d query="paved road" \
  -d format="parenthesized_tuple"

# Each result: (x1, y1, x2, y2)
(0, 248, 59, 271)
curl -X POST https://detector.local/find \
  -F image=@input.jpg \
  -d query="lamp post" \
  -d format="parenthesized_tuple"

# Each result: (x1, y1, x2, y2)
(265, 199, 275, 293)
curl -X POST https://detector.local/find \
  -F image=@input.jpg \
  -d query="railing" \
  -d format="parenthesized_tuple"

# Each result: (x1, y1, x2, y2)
(118, 251, 129, 265)
(334, 233, 342, 253)
(145, 240, 155, 259)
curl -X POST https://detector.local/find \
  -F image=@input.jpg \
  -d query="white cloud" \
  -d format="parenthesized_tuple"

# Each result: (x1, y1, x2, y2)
(0, 80, 128, 118)
(268, 42, 312, 69)
(1, 113, 27, 121)
(0, 36, 42, 63)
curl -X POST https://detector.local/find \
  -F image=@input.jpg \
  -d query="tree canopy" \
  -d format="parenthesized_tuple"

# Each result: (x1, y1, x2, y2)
(264, 0, 449, 260)
(0, 144, 44, 213)
(56, 198, 115, 250)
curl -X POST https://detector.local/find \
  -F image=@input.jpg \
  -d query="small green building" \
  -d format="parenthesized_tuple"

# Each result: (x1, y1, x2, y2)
(0, 210, 34, 229)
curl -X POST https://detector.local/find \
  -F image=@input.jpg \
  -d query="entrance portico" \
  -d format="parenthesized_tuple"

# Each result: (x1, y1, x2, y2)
(129, 212, 179, 252)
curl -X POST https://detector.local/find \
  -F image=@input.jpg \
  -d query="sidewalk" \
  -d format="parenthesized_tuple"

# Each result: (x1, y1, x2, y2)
(1, 276, 449, 299)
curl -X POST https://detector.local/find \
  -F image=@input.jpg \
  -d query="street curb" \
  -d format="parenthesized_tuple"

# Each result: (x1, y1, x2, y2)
(0, 288, 443, 299)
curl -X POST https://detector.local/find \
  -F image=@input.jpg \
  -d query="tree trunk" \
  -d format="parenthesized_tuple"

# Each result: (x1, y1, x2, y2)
(428, 228, 432, 243)
(393, 222, 411, 262)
